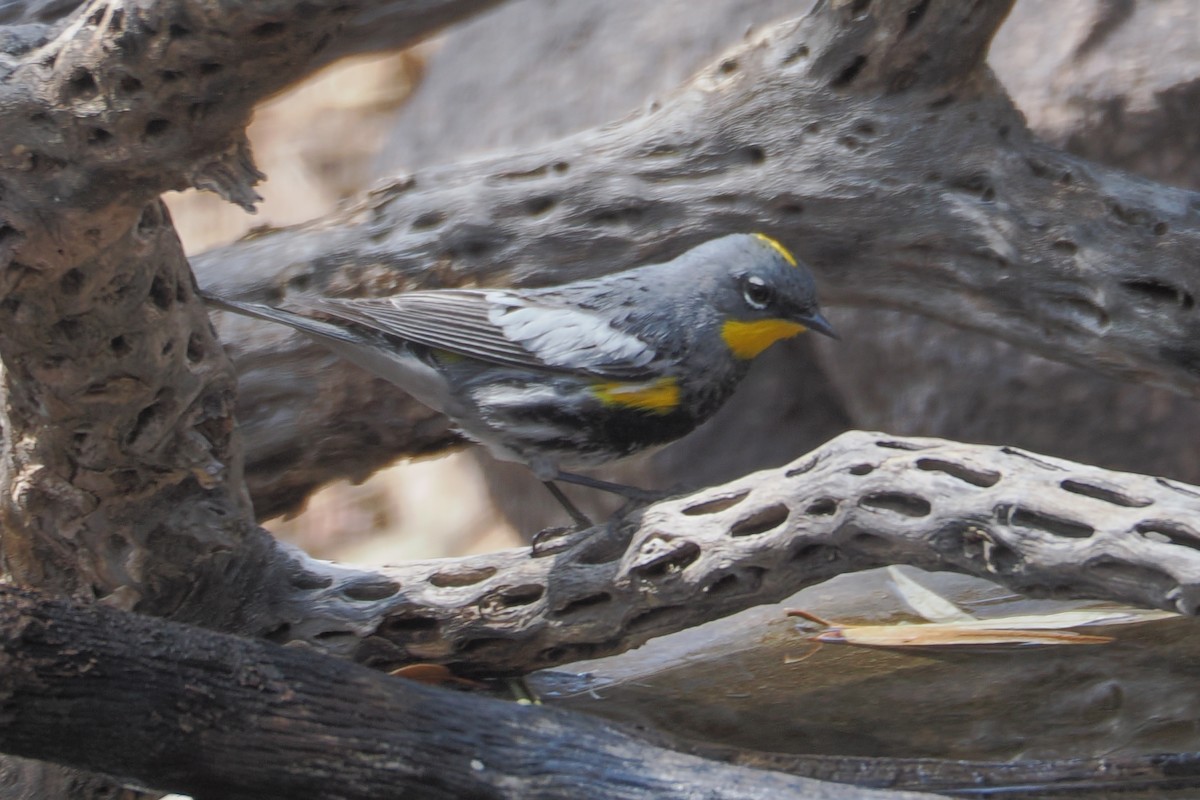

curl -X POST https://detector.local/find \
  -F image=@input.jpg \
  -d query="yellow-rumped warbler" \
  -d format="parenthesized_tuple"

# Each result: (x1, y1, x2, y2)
(204, 233, 835, 524)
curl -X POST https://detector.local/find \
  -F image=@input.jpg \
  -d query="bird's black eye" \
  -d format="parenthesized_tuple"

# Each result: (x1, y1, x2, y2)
(742, 275, 774, 310)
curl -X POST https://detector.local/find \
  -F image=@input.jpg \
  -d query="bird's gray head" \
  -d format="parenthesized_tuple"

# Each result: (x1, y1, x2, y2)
(679, 233, 837, 359)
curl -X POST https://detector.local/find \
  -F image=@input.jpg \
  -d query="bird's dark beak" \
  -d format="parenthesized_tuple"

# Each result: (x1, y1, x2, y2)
(801, 310, 839, 340)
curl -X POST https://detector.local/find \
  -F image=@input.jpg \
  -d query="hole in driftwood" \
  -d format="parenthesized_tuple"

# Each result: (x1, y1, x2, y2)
(631, 540, 701, 578)
(144, 118, 170, 138)
(682, 490, 750, 516)
(0, 223, 21, 250)
(876, 440, 925, 451)
(786, 457, 817, 477)
(484, 584, 545, 609)
(411, 210, 446, 231)
(1136, 521, 1200, 549)
(1001, 505, 1094, 539)
(831, 55, 867, 88)
(590, 206, 646, 226)
(949, 173, 996, 202)
(380, 615, 439, 634)
(805, 497, 838, 516)
(861, 492, 931, 517)
(730, 503, 790, 537)
(849, 463, 874, 476)
(341, 578, 400, 601)
(59, 268, 84, 295)
(149, 273, 173, 310)
(791, 543, 840, 566)
(429, 566, 497, 588)
(713, 567, 765, 595)
(457, 236, 495, 259)
(524, 195, 557, 216)
(67, 68, 98, 98)
(916, 458, 1000, 488)
(706, 574, 740, 597)
(552, 592, 612, 618)
(288, 570, 333, 590)
(1120, 278, 1195, 310)
(1060, 479, 1151, 508)
(903, 0, 931, 32)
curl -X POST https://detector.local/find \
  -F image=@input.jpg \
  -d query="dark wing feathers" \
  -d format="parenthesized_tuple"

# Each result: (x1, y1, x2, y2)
(289, 290, 658, 379)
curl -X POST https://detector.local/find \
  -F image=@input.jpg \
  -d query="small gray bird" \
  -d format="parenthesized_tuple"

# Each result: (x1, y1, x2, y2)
(204, 233, 836, 525)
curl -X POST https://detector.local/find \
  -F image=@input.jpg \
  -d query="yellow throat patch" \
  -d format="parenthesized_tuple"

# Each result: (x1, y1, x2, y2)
(722, 319, 806, 359)
(591, 376, 681, 413)
(752, 233, 797, 267)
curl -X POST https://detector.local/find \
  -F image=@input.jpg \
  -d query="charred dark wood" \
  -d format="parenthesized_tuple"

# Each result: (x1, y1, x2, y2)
(0, 585, 931, 800)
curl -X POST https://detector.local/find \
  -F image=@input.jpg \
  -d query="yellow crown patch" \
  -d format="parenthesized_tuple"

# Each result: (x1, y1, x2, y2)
(752, 233, 798, 267)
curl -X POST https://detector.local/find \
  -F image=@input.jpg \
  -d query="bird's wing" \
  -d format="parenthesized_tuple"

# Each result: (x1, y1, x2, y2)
(292, 289, 659, 379)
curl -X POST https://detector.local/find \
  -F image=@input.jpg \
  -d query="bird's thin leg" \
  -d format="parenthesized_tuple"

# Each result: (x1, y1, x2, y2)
(552, 471, 663, 502)
(541, 481, 593, 528)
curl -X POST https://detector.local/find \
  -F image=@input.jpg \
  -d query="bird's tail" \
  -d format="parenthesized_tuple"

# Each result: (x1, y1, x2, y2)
(199, 290, 363, 345)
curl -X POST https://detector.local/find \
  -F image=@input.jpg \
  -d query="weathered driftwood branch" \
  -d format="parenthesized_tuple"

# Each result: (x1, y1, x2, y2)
(0, 0, 498, 71)
(0, 585, 931, 800)
(0, 0, 501, 210)
(0, 1, 508, 796)
(196, 0, 1200, 517)
(0, 0, 503, 607)
(266, 431, 1200, 675)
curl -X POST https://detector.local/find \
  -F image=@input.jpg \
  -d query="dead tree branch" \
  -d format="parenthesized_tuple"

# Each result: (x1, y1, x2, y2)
(265, 431, 1200, 676)
(0, 585, 933, 800)
(0, 0, 508, 795)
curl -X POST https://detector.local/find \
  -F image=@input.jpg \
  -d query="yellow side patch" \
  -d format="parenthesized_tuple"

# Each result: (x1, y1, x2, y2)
(591, 376, 681, 413)
(752, 233, 797, 267)
(722, 319, 806, 359)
